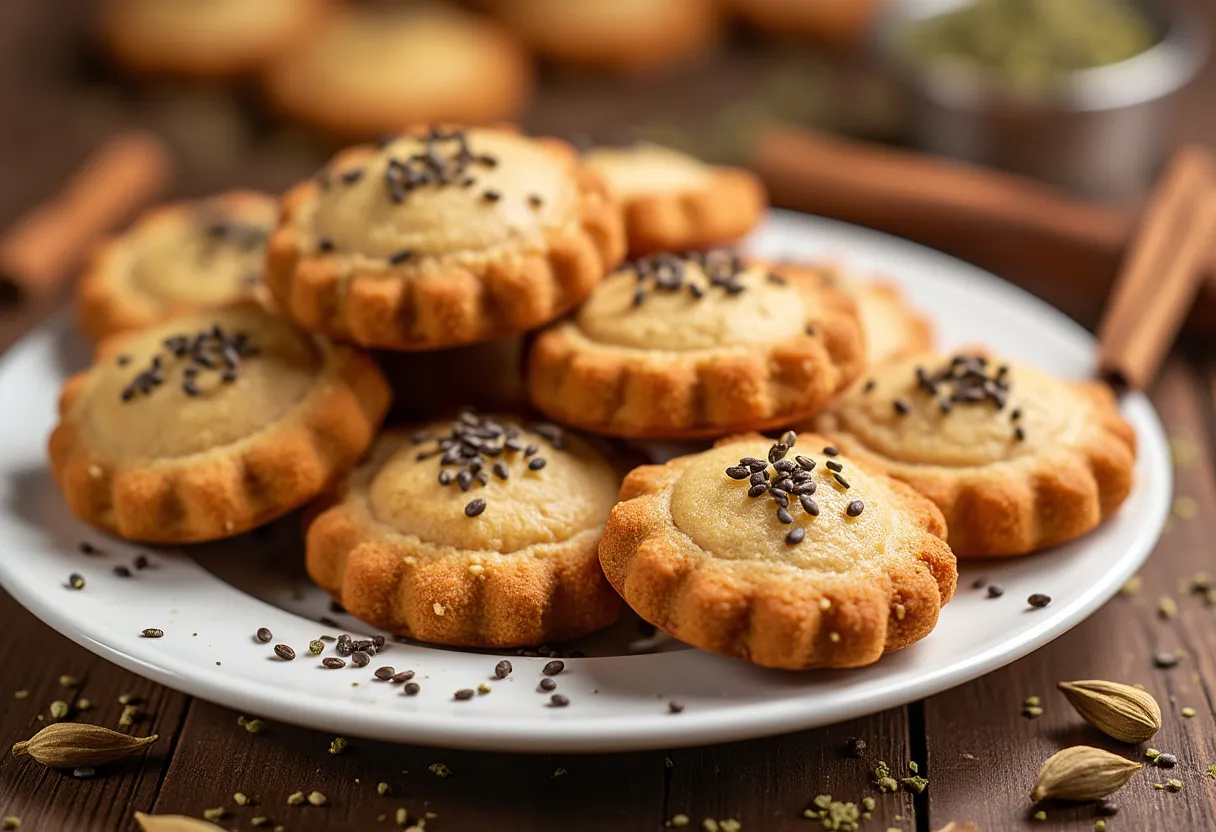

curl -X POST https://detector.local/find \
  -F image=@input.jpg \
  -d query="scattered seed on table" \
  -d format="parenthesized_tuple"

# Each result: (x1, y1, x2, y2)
(49, 701, 68, 719)
(1027, 593, 1052, 608)
(307, 791, 327, 807)
(287, 792, 305, 805)
(986, 585, 1005, 599)
(323, 657, 346, 669)
(113, 566, 131, 578)
(843, 737, 866, 758)
(1153, 652, 1179, 669)
(403, 682, 420, 696)
(477, 682, 492, 694)
(375, 666, 396, 681)
(668, 701, 684, 714)
(329, 737, 347, 755)
(274, 644, 296, 661)
(72, 767, 95, 779)
(495, 660, 513, 679)
(351, 651, 371, 667)
(454, 689, 475, 701)
(1157, 753, 1178, 768)
(539, 678, 557, 692)
(543, 660, 565, 676)
(68, 573, 85, 590)
(141, 628, 164, 639)
(309, 639, 324, 656)
(550, 694, 570, 707)
(377, 782, 391, 796)
(256, 627, 273, 643)
(1181, 707, 1196, 718)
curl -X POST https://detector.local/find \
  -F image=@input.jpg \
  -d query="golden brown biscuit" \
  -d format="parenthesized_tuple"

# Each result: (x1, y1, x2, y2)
(812, 352, 1137, 557)
(263, 4, 531, 139)
(487, 0, 719, 75)
(722, 0, 883, 46)
(77, 192, 278, 343)
(599, 430, 956, 669)
(101, 0, 328, 80)
(306, 412, 621, 647)
(583, 143, 766, 256)
(48, 305, 391, 544)
(527, 251, 866, 438)
(266, 126, 625, 350)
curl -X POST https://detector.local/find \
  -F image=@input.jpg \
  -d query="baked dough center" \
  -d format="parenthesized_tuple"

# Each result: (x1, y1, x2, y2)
(77, 307, 322, 459)
(129, 212, 272, 305)
(836, 358, 1080, 467)
(305, 130, 577, 265)
(670, 442, 896, 572)
(367, 423, 618, 554)
(584, 143, 713, 198)
(577, 262, 809, 351)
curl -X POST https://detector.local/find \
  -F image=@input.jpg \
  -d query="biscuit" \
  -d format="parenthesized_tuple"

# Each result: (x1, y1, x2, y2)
(583, 143, 766, 256)
(306, 413, 621, 647)
(813, 352, 1137, 557)
(527, 251, 865, 438)
(77, 192, 278, 342)
(48, 305, 391, 543)
(599, 430, 956, 669)
(266, 126, 625, 350)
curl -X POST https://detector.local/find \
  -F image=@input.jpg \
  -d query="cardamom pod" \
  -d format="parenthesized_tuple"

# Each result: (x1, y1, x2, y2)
(134, 813, 225, 832)
(10, 723, 158, 768)
(1058, 679, 1162, 743)
(1031, 746, 1141, 801)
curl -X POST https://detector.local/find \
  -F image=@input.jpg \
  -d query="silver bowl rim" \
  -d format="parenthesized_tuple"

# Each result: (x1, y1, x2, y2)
(873, 0, 1210, 113)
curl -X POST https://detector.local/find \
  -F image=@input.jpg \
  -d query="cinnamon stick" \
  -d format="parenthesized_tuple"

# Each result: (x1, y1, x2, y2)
(1097, 146, 1216, 389)
(0, 131, 171, 303)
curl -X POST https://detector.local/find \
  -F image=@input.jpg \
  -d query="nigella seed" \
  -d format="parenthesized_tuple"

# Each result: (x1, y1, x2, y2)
(492, 461, 509, 480)
(495, 660, 513, 679)
(986, 584, 1005, 598)
(776, 508, 793, 524)
(833, 473, 850, 489)
(374, 666, 395, 681)
(749, 470, 769, 486)
(438, 470, 453, 486)
(862, 379, 876, 393)
(391, 670, 415, 683)
(800, 496, 819, 516)
(550, 694, 570, 707)
(1027, 593, 1051, 608)
(388, 249, 413, 265)
(465, 498, 487, 517)
(740, 457, 767, 471)
(256, 627, 273, 643)
(528, 194, 543, 208)
(455, 688, 476, 700)
(528, 457, 547, 471)
(748, 484, 768, 498)
(780, 431, 797, 448)
(457, 471, 473, 491)
(114, 566, 131, 578)
(141, 628, 164, 638)
(539, 678, 557, 691)
(768, 443, 789, 463)
(1011, 408, 1023, 421)
(846, 500, 865, 517)
(786, 527, 805, 545)
(323, 657, 346, 669)
(823, 446, 839, 456)
(795, 455, 816, 471)
(317, 237, 335, 253)
(275, 644, 296, 661)
(894, 399, 910, 415)
(403, 682, 421, 695)
(341, 168, 364, 184)
(668, 700, 686, 713)
(1014, 426, 1026, 442)
(543, 660, 565, 676)
(725, 466, 750, 480)
(826, 460, 843, 472)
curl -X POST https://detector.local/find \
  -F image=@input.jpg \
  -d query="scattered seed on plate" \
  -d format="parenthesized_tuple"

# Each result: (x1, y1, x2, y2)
(403, 682, 421, 696)
(274, 644, 296, 661)
(67, 574, 85, 590)
(323, 657, 346, 669)
(1027, 593, 1052, 608)
(309, 640, 324, 656)
(113, 566, 131, 578)
(256, 628, 273, 643)
(454, 688, 475, 701)
(986, 585, 1005, 599)
(550, 694, 570, 707)
(352, 651, 371, 667)
(495, 660, 513, 679)
(329, 737, 347, 755)
(141, 628, 164, 639)
(543, 660, 565, 676)
(539, 678, 557, 692)
(391, 670, 414, 683)
(668, 701, 684, 714)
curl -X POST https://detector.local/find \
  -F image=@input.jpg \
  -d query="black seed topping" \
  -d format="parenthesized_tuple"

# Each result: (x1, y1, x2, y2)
(391, 670, 415, 683)
(465, 498, 487, 517)
(986, 584, 1005, 599)
(862, 379, 876, 393)
(528, 457, 547, 471)
(351, 651, 371, 667)
(403, 682, 421, 695)
(122, 325, 259, 402)
(795, 455, 816, 471)
(438, 470, 453, 486)
(726, 466, 750, 480)
(117, 354, 132, 366)
(668, 700, 686, 713)
(832, 473, 850, 489)
(543, 660, 565, 676)
(550, 694, 570, 707)
(539, 678, 557, 692)
(766, 272, 787, 286)
(768, 443, 789, 463)
(777, 507, 794, 524)
(846, 500, 864, 517)
(455, 688, 476, 700)
(274, 644, 296, 661)
(826, 460, 843, 473)
(141, 628, 163, 638)
(68, 573, 85, 590)
(823, 446, 839, 456)
(113, 566, 131, 578)
(482, 190, 501, 203)
(786, 527, 805, 545)
(1014, 426, 1026, 442)
(747, 483, 768, 498)
(893, 399, 910, 416)
(1027, 593, 1051, 608)
(800, 495, 819, 516)
(618, 250, 750, 305)
(492, 461, 509, 480)
(388, 249, 413, 265)
(323, 658, 346, 669)
(317, 237, 335, 253)
(495, 660, 513, 679)
(528, 194, 544, 208)
(341, 168, 364, 184)
(374, 666, 395, 681)
(256, 627, 273, 643)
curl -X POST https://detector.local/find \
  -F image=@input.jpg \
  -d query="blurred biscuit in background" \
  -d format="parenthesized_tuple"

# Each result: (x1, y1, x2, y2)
(486, 0, 720, 76)
(100, 0, 330, 80)
(721, 0, 883, 47)
(263, 3, 531, 140)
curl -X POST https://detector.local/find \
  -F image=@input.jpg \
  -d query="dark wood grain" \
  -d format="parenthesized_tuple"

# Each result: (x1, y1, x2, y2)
(922, 360, 1216, 831)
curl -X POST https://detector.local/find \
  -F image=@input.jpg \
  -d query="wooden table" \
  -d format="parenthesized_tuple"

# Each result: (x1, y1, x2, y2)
(2, 2, 1216, 830)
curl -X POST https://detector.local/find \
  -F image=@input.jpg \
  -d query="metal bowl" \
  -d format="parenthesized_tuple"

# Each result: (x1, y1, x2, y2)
(873, 0, 1208, 200)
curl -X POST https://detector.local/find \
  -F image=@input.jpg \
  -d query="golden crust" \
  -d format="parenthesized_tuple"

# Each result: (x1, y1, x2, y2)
(599, 432, 956, 669)
(486, 0, 720, 75)
(305, 423, 621, 647)
(76, 191, 278, 343)
(526, 258, 866, 438)
(101, 0, 330, 80)
(266, 129, 625, 350)
(48, 306, 391, 543)
(812, 355, 1137, 558)
(621, 167, 766, 256)
(262, 5, 531, 139)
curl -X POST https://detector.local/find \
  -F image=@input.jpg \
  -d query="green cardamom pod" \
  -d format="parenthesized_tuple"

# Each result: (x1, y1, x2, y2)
(1031, 745, 1141, 801)
(1058, 679, 1162, 743)
(11, 722, 157, 768)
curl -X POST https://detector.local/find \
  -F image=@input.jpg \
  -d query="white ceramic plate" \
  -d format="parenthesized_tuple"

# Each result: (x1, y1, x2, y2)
(0, 210, 1169, 753)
